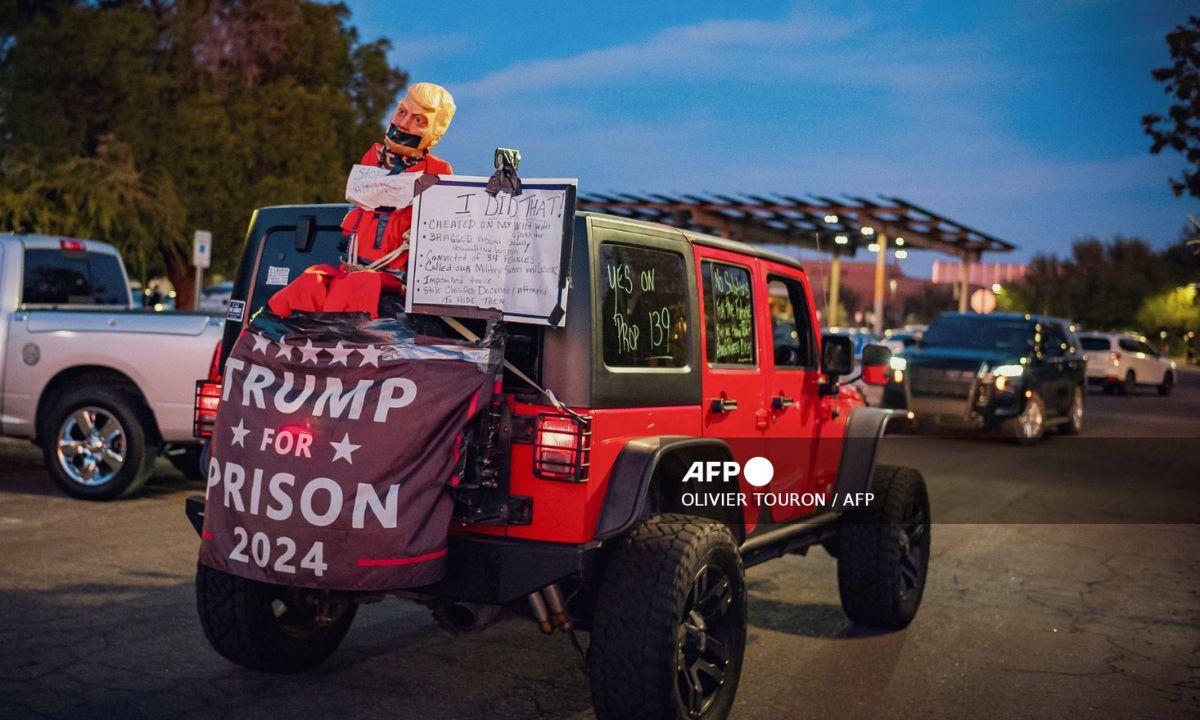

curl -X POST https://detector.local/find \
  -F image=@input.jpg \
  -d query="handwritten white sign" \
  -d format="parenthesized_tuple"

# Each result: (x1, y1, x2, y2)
(345, 165, 420, 210)
(405, 176, 576, 326)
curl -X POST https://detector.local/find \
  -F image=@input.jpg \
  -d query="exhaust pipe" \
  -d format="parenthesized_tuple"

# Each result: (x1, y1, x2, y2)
(541, 584, 571, 630)
(432, 600, 502, 634)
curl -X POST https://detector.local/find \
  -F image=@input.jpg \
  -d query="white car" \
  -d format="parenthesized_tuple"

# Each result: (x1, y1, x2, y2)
(1078, 332, 1176, 396)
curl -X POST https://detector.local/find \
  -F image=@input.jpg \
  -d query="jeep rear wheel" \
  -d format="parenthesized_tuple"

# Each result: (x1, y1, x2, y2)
(195, 563, 357, 674)
(588, 514, 746, 720)
(837, 465, 931, 629)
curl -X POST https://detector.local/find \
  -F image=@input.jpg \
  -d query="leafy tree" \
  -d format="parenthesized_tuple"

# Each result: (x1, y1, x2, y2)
(0, 0, 407, 307)
(0, 138, 186, 285)
(1143, 16, 1200, 198)
(1136, 285, 1200, 337)
(901, 283, 954, 324)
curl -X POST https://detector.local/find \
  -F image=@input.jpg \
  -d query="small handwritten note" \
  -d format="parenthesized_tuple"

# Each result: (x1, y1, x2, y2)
(345, 165, 420, 210)
(406, 176, 576, 325)
(709, 264, 754, 364)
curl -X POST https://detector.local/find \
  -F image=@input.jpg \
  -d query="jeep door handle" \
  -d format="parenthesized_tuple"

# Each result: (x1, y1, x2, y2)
(710, 398, 739, 413)
(772, 395, 795, 410)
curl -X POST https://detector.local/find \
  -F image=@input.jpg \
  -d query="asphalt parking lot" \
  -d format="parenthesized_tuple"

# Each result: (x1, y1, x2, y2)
(1, 372, 1197, 719)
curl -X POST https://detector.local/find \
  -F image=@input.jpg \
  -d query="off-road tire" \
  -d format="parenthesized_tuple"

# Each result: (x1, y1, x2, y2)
(1158, 372, 1174, 396)
(195, 563, 357, 674)
(837, 465, 931, 630)
(588, 514, 746, 720)
(41, 387, 158, 500)
(1120, 371, 1135, 396)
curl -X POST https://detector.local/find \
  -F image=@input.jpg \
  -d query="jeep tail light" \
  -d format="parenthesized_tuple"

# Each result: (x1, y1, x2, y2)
(534, 414, 591, 482)
(1110, 351, 1121, 366)
(193, 342, 223, 439)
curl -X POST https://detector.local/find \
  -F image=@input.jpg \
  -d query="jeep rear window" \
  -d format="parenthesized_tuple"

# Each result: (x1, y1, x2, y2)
(599, 243, 688, 368)
(22, 249, 127, 306)
(702, 261, 755, 366)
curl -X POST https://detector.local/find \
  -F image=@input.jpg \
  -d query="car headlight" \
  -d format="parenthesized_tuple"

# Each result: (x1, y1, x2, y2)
(992, 364, 1024, 377)
(889, 356, 907, 371)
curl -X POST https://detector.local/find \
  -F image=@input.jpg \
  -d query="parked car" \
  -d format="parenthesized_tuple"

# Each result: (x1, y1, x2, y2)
(197, 280, 233, 313)
(881, 328, 921, 355)
(1077, 331, 1175, 396)
(187, 206, 930, 720)
(0, 234, 223, 498)
(883, 312, 1086, 444)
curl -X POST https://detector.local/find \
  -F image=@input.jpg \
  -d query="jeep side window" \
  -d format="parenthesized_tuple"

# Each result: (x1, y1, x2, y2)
(599, 243, 689, 368)
(702, 261, 755, 366)
(767, 275, 816, 368)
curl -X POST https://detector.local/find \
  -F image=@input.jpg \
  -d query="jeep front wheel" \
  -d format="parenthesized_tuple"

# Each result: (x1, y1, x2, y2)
(837, 465, 931, 630)
(588, 514, 746, 720)
(195, 563, 357, 674)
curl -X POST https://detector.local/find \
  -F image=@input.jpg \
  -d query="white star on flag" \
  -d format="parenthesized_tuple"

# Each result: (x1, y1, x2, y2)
(329, 432, 361, 464)
(356, 345, 382, 367)
(327, 341, 352, 366)
(230, 418, 250, 447)
(298, 339, 322, 365)
(251, 333, 271, 354)
(275, 340, 293, 360)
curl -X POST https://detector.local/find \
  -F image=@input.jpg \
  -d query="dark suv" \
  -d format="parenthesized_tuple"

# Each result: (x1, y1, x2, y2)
(883, 312, 1086, 444)
(188, 205, 931, 720)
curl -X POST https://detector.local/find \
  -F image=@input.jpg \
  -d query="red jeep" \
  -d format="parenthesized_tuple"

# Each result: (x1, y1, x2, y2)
(188, 205, 930, 720)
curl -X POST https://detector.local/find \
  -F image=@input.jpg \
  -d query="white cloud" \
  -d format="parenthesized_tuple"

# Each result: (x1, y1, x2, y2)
(455, 10, 875, 99)
(389, 33, 472, 64)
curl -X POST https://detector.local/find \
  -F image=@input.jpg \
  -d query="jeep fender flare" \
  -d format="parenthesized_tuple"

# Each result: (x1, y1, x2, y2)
(593, 437, 734, 541)
(831, 407, 905, 505)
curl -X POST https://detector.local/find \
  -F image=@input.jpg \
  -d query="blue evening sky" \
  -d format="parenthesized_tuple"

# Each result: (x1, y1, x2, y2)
(343, 0, 1198, 277)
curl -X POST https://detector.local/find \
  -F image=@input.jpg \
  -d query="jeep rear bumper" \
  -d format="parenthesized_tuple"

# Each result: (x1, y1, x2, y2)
(185, 497, 599, 605)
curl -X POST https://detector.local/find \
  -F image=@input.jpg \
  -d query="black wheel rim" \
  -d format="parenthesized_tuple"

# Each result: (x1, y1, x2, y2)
(897, 497, 927, 599)
(675, 564, 736, 718)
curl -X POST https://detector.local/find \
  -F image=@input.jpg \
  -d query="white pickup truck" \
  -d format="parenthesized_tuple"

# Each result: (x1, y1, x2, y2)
(0, 234, 223, 499)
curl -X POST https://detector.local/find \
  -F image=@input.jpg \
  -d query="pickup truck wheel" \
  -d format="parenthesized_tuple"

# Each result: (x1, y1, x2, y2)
(42, 388, 158, 500)
(195, 563, 357, 674)
(837, 465, 930, 630)
(588, 514, 746, 720)
(1005, 392, 1045, 446)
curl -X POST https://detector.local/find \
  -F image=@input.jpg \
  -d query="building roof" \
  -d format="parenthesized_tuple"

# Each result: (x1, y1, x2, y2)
(577, 192, 1015, 260)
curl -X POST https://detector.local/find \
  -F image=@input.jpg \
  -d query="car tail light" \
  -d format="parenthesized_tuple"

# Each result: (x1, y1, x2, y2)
(533, 413, 591, 482)
(59, 238, 86, 253)
(1110, 351, 1121, 365)
(193, 342, 223, 438)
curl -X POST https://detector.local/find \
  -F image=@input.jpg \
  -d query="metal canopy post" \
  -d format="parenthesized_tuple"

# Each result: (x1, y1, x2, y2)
(828, 250, 842, 327)
(873, 234, 888, 334)
(958, 254, 971, 312)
